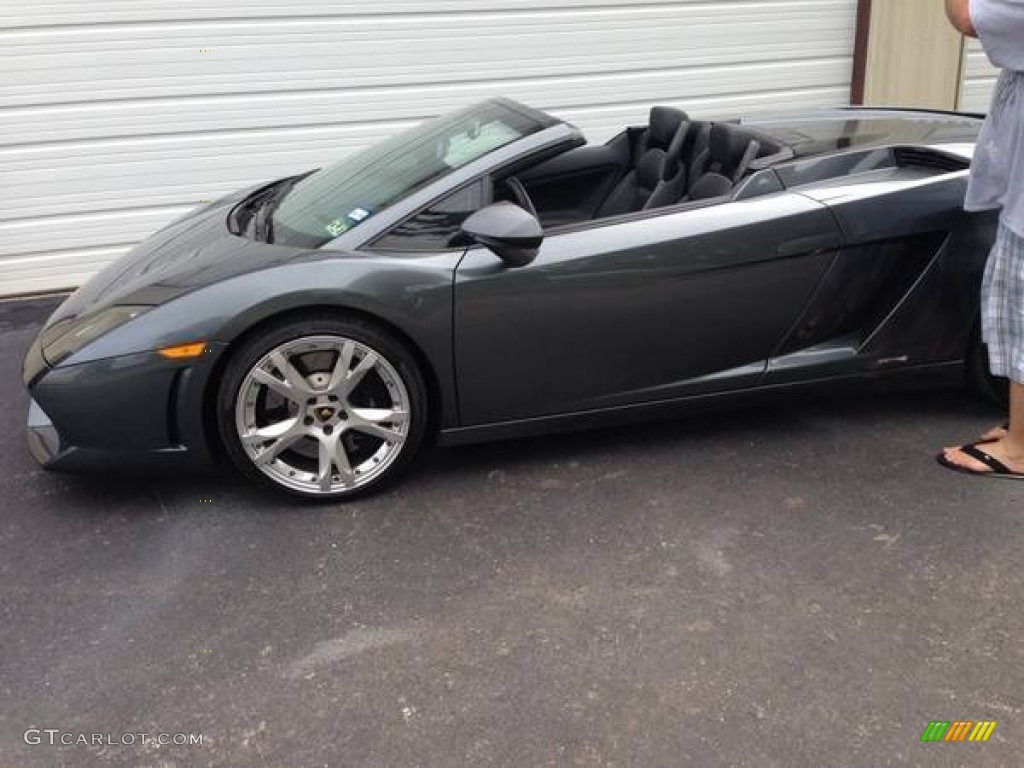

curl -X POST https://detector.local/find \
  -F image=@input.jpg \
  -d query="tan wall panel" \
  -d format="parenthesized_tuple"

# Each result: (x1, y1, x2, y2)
(863, 0, 964, 109)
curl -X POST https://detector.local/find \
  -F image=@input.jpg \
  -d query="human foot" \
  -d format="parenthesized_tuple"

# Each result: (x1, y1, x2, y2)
(938, 438, 1024, 479)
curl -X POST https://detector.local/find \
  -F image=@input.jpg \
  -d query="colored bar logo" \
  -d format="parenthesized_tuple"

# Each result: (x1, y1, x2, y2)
(920, 721, 996, 742)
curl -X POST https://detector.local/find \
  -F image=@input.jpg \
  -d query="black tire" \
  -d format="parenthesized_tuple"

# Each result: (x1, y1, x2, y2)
(968, 326, 1010, 409)
(215, 313, 429, 501)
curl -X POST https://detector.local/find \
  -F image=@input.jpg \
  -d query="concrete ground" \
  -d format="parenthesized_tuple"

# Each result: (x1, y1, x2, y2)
(1, 296, 1021, 768)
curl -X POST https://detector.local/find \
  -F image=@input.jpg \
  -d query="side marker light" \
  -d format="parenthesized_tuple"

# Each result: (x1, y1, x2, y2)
(158, 341, 207, 359)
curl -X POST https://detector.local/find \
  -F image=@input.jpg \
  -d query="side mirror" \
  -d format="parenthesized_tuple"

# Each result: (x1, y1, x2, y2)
(460, 202, 543, 267)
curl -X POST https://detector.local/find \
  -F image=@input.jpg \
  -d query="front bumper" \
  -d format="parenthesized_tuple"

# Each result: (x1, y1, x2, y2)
(26, 394, 202, 472)
(26, 398, 62, 466)
(24, 345, 224, 472)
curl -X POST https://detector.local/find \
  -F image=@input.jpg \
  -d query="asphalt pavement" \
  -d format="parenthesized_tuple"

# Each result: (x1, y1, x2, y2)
(1, 296, 1021, 768)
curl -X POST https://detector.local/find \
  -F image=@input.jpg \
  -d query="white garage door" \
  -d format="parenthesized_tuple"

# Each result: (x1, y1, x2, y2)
(959, 38, 998, 113)
(1, 0, 858, 296)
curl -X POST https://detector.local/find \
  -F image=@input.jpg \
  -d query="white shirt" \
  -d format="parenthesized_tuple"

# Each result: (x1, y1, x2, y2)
(965, 0, 1024, 237)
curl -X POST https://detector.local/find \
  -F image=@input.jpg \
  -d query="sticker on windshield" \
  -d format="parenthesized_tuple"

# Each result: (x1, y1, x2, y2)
(347, 207, 370, 222)
(325, 219, 350, 237)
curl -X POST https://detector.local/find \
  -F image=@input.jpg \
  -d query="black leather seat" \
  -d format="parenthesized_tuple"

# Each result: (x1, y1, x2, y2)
(643, 122, 783, 207)
(632, 106, 689, 164)
(687, 123, 778, 200)
(596, 106, 688, 217)
(677, 121, 712, 194)
(643, 119, 709, 210)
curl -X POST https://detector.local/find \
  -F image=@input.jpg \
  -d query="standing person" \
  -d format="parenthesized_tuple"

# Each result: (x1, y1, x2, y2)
(940, 0, 1024, 479)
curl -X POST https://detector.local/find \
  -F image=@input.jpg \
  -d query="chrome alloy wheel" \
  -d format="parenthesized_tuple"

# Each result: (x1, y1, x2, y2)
(234, 335, 410, 495)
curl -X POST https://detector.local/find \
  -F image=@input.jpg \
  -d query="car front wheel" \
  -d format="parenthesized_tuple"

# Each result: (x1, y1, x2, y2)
(216, 315, 428, 500)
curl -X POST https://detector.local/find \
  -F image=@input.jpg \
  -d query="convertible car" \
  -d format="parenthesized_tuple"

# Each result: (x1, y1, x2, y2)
(23, 98, 1003, 499)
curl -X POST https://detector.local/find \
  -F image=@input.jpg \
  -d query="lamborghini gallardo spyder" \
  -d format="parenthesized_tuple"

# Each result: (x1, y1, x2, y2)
(23, 98, 1003, 499)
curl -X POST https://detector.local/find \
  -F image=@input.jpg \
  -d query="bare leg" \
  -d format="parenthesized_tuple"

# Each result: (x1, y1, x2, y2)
(944, 380, 1024, 473)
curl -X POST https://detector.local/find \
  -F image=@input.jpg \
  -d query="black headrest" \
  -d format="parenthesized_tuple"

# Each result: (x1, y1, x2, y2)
(688, 172, 733, 201)
(647, 107, 688, 150)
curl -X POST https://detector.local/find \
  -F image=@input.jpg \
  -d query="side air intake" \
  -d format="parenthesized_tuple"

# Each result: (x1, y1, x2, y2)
(893, 146, 968, 173)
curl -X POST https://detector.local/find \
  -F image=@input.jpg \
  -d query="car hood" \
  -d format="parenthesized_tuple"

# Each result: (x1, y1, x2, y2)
(41, 189, 328, 344)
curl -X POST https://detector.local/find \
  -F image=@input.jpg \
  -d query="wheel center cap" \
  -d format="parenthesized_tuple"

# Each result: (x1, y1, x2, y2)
(315, 406, 335, 422)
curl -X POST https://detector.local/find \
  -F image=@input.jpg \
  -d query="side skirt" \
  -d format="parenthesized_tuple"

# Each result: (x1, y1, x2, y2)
(436, 362, 964, 447)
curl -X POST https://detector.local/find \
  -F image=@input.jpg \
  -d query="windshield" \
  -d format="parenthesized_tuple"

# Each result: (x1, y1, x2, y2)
(268, 98, 556, 248)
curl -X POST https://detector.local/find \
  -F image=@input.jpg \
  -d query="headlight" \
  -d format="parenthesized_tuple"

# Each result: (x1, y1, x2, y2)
(42, 305, 152, 366)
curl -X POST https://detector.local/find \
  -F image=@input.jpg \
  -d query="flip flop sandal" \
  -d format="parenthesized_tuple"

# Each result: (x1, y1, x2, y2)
(936, 441, 1024, 480)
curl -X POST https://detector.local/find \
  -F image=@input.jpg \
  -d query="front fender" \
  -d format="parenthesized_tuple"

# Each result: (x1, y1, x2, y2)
(61, 254, 462, 434)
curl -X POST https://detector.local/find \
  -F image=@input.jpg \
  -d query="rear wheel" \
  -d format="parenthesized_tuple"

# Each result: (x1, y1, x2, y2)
(216, 315, 428, 500)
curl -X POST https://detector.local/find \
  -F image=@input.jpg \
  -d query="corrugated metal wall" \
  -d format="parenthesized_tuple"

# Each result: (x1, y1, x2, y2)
(959, 38, 998, 113)
(2, 0, 858, 295)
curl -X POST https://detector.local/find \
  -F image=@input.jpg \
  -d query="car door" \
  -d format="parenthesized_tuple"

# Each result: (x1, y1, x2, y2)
(453, 191, 844, 425)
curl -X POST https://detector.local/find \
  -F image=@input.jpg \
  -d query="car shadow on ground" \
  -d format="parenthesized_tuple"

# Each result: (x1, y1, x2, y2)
(36, 386, 1002, 516)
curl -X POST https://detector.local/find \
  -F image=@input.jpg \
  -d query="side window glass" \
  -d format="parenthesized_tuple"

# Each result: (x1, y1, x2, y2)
(374, 181, 487, 250)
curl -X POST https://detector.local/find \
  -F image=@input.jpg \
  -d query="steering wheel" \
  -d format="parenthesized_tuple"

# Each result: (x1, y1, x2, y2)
(504, 176, 538, 219)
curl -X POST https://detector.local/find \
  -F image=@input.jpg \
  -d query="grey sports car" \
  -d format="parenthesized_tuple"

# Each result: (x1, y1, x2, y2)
(22, 97, 1003, 499)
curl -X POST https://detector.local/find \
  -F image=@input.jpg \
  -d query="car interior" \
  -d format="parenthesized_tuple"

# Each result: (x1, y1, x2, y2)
(494, 106, 788, 229)
(370, 106, 799, 252)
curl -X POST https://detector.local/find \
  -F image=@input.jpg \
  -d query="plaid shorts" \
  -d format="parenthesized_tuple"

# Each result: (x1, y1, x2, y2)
(981, 220, 1024, 384)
